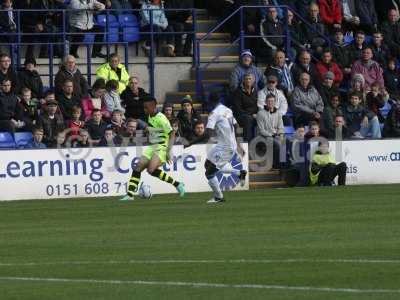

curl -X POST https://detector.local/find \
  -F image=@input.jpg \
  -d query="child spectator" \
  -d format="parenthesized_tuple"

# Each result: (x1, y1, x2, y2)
(18, 87, 39, 130)
(104, 79, 125, 115)
(110, 109, 125, 136)
(73, 129, 91, 148)
(50, 130, 67, 148)
(25, 126, 46, 149)
(85, 108, 108, 144)
(67, 106, 85, 138)
(98, 125, 122, 147)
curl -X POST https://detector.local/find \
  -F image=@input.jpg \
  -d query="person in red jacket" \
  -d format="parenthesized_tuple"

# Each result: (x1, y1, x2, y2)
(316, 49, 343, 86)
(318, 0, 342, 32)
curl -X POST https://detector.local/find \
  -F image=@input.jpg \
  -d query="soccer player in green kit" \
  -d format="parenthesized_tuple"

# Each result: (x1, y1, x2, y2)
(120, 96, 185, 201)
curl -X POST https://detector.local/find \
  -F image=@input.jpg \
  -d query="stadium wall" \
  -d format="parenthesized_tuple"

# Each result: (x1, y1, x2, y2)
(0, 144, 249, 201)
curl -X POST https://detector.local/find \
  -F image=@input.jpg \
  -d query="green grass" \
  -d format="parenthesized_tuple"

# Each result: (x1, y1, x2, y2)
(1, 185, 400, 300)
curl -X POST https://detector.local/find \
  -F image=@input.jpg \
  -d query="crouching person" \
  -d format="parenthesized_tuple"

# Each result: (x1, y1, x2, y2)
(310, 141, 347, 186)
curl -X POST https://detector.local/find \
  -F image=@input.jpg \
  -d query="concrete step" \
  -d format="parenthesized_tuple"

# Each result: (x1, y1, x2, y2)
(196, 32, 230, 42)
(249, 170, 282, 182)
(178, 79, 229, 91)
(165, 91, 196, 103)
(190, 67, 232, 80)
(200, 43, 238, 56)
(250, 181, 287, 189)
(190, 19, 219, 32)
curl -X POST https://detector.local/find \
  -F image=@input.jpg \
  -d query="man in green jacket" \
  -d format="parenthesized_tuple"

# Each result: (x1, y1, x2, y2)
(96, 54, 129, 94)
(310, 141, 347, 186)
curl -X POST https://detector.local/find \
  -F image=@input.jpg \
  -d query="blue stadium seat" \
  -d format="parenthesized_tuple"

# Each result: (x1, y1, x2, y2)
(83, 33, 95, 44)
(0, 132, 15, 149)
(118, 14, 138, 27)
(285, 126, 295, 136)
(122, 27, 140, 43)
(14, 132, 33, 149)
(96, 14, 120, 43)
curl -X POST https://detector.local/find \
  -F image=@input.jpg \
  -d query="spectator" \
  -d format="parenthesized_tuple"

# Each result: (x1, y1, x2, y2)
(341, 0, 360, 32)
(81, 79, 110, 121)
(309, 141, 347, 186)
(140, 0, 175, 57)
(259, 6, 284, 64)
(67, 105, 85, 138)
(316, 71, 339, 106)
(351, 47, 384, 90)
(366, 82, 389, 122)
(162, 102, 174, 122)
(315, 49, 343, 86)
(355, 0, 377, 34)
(318, 0, 342, 32)
(109, 109, 125, 136)
(348, 73, 367, 104)
(120, 76, 148, 121)
(177, 95, 201, 142)
(384, 58, 400, 99)
(68, 0, 107, 58)
(375, 0, 400, 23)
(18, 87, 39, 131)
(73, 128, 91, 148)
(0, 77, 22, 132)
(370, 31, 390, 66)
(85, 108, 108, 144)
(0, 53, 19, 93)
(96, 53, 130, 94)
(232, 73, 258, 142)
(50, 130, 67, 148)
(121, 118, 137, 146)
(291, 50, 319, 87)
(256, 93, 284, 168)
(98, 126, 122, 147)
(0, 0, 17, 44)
(25, 126, 47, 149)
(301, 3, 327, 53)
(381, 9, 400, 58)
(229, 49, 265, 93)
(332, 30, 352, 75)
(56, 79, 82, 120)
(347, 31, 366, 64)
(343, 91, 381, 139)
(55, 55, 89, 99)
(305, 121, 328, 140)
(333, 114, 350, 140)
(36, 98, 65, 146)
(186, 120, 208, 147)
(18, 57, 43, 99)
(170, 117, 182, 144)
(383, 103, 400, 137)
(286, 9, 303, 59)
(264, 50, 294, 95)
(292, 72, 324, 126)
(322, 94, 343, 138)
(258, 75, 288, 116)
(164, 0, 194, 56)
(104, 79, 125, 115)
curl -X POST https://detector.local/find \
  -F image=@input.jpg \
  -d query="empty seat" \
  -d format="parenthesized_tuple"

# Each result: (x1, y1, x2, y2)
(14, 132, 33, 148)
(96, 14, 120, 43)
(285, 126, 295, 136)
(0, 132, 15, 149)
(118, 14, 139, 27)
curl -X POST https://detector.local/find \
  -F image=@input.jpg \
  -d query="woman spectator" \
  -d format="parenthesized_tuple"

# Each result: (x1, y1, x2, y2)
(81, 79, 110, 121)
(120, 76, 148, 121)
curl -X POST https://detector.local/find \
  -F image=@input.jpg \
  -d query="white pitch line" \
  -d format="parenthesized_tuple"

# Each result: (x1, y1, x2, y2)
(1, 258, 400, 267)
(0, 276, 399, 294)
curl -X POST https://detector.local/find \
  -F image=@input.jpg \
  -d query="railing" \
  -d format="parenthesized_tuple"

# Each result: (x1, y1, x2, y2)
(194, 5, 332, 100)
(0, 8, 196, 97)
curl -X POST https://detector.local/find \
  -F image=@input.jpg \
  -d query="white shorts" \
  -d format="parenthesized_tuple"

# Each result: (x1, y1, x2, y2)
(207, 146, 236, 169)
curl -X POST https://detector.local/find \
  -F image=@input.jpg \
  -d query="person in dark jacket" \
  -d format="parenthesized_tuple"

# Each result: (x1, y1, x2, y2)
(0, 0, 17, 43)
(322, 93, 343, 138)
(384, 102, 400, 137)
(232, 73, 258, 142)
(17, 57, 43, 99)
(366, 82, 389, 123)
(177, 95, 201, 142)
(346, 30, 366, 64)
(85, 108, 108, 144)
(300, 3, 327, 53)
(264, 50, 294, 96)
(291, 50, 319, 87)
(36, 98, 65, 146)
(355, 0, 377, 34)
(120, 76, 148, 121)
(0, 77, 22, 132)
(164, 0, 194, 56)
(98, 125, 122, 147)
(381, 9, 400, 57)
(384, 58, 400, 99)
(317, 71, 339, 106)
(295, 0, 313, 19)
(55, 55, 89, 99)
(18, 87, 39, 131)
(0, 53, 19, 93)
(332, 30, 351, 74)
(25, 126, 47, 149)
(370, 31, 391, 67)
(56, 79, 82, 121)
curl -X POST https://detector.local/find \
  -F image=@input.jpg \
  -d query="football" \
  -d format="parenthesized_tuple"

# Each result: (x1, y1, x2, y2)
(138, 183, 152, 200)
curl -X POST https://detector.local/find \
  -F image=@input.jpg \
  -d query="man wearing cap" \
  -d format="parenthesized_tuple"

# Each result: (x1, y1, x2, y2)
(316, 49, 343, 86)
(36, 93, 65, 146)
(316, 71, 339, 106)
(177, 95, 201, 142)
(18, 57, 44, 99)
(229, 49, 265, 93)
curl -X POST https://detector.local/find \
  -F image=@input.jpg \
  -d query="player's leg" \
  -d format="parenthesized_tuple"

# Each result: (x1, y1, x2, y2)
(205, 159, 224, 203)
(218, 151, 247, 187)
(147, 150, 185, 197)
(120, 154, 149, 201)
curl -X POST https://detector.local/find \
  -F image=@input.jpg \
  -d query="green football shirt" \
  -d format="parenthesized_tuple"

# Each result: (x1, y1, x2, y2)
(147, 112, 173, 146)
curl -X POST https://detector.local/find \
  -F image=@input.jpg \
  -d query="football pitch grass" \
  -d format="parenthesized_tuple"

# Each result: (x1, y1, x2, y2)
(1, 185, 400, 300)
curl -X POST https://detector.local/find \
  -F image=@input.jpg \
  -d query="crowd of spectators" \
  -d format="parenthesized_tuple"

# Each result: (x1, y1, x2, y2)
(228, 1, 400, 145)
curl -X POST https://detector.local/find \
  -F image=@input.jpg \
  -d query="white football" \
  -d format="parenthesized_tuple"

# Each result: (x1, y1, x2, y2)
(138, 183, 152, 200)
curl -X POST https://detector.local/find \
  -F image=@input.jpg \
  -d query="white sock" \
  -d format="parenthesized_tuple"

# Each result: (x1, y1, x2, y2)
(220, 164, 241, 176)
(208, 176, 223, 199)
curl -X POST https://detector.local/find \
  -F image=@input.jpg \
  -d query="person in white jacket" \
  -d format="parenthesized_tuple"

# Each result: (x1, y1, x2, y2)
(69, 0, 107, 58)
(257, 75, 288, 115)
